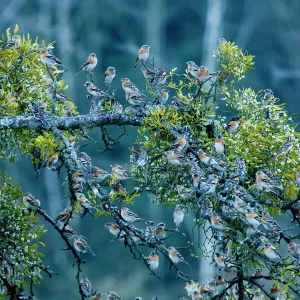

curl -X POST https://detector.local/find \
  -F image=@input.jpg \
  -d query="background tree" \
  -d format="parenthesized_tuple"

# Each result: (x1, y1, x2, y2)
(0, 25, 299, 300)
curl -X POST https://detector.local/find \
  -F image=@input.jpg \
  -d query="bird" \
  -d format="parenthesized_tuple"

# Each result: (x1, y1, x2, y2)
(263, 89, 274, 101)
(79, 152, 92, 168)
(160, 89, 169, 104)
(7, 35, 22, 49)
(263, 243, 281, 260)
(146, 251, 159, 272)
(245, 211, 261, 228)
(55, 208, 72, 224)
(145, 220, 157, 242)
(46, 84, 67, 102)
(84, 82, 103, 98)
(133, 45, 150, 69)
(173, 135, 188, 153)
(8, 91, 16, 103)
(269, 287, 281, 299)
(80, 276, 92, 297)
(125, 92, 147, 106)
(186, 61, 200, 78)
(135, 148, 148, 167)
(77, 53, 97, 75)
(215, 275, 227, 293)
(72, 171, 85, 183)
(214, 252, 226, 268)
(104, 66, 116, 85)
(111, 164, 129, 180)
(252, 269, 264, 286)
(141, 67, 155, 81)
(106, 291, 123, 300)
(218, 38, 227, 47)
(214, 135, 225, 155)
(226, 116, 241, 133)
(60, 224, 78, 239)
(211, 216, 228, 231)
(74, 237, 95, 256)
(63, 105, 73, 117)
(104, 222, 122, 237)
(275, 137, 293, 158)
(156, 222, 167, 240)
(40, 50, 62, 66)
(185, 280, 199, 295)
(234, 158, 247, 181)
(165, 150, 185, 165)
(167, 246, 190, 265)
(120, 207, 141, 223)
(197, 66, 210, 82)
(177, 185, 194, 200)
(199, 284, 213, 299)
(92, 292, 104, 300)
(172, 96, 190, 111)
(121, 78, 141, 94)
(256, 169, 283, 194)
(173, 205, 184, 227)
(153, 67, 167, 87)
(234, 196, 248, 214)
(91, 166, 110, 181)
(23, 194, 41, 209)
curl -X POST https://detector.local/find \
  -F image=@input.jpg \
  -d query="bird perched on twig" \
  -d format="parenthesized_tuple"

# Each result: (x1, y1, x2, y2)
(104, 66, 116, 85)
(133, 45, 150, 69)
(7, 35, 22, 49)
(167, 246, 190, 265)
(275, 137, 293, 158)
(125, 92, 147, 106)
(226, 116, 241, 133)
(40, 50, 62, 66)
(145, 251, 159, 272)
(74, 237, 95, 256)
(77, 53, 97, 75)
(121, 78, 141, 94)
(120, 207, 142, 223)
(84, 82, 104, 99)
(23, 194, 41, 209)
(111, 164, 129, 180)
(80, 276, 92, 297)
(256, 169, 283, 194)
(173, 205, 184, 228)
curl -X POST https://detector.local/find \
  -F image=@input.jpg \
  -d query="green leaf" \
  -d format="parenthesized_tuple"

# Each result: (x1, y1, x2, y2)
(14, 24, 19, 35)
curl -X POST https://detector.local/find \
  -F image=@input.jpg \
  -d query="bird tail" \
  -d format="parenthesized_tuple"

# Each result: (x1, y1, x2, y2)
(88, 248, 96, 256)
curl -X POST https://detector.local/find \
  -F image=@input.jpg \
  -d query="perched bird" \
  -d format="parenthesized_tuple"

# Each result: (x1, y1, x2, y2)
(60, 224, 77, 239)
(84, 82, 103, 98)
(146, 251, 159, 272)
(165, 150, 185, 165)
(80, 276, 92, 297)
(211, 216, 228, 231)
(263, 243, 281, 260)
(263, 89, 274, 101)
(222, 267, 237, 282)
(173, 135, 188, 152)
(177, 185, 194, 200)
(126, 92, 147, 106)
(141, 67, 154, 81)
(218, 38, 227, 46)
(109, 182, 127, 197)
(55, 208, 72, 224)
(296, 171, 300, 186)
(197, 150, 223, 171)
(214, 252, 226, 268)
(40, 50, 62, 66)
(156, 222, 167, 240)
(197, 66, 210, 82)
(167, 246, 190, 265)
(173, 205, 184, 227)
(104, 66, 116, 85)
(216, 275, 227, 293)
(226, 116, 241, 133)
(63, 105, 73, 117)
(46, 85, 67, 102)
(252, 269, 264, 286)
(104, 222, 121, 237)
(199, 284, 213, 299)
(106, 291, 123, 300)
(133, 45, 150, 69)
(145, 220, 157, 242)
(92, 292, 104, 300)
(185, 280, 199, 295)
(7, 35, 22, 49)
(172, 96, 190, 111)
(288, 242, 300, 263)
(8, 91, 16, 103)
(186, 61, 200, 78)
(234, 158, 247, 181)
(72, 171, 85, 183)
(269, 287, 281, 299)
(245, 211, 261, 228)
(111, 164, 129, 180)
(76, 193, 91, 210)
(79, 152, 92, 168)
(121, 78, 141, 94)
(78, 53, 97, 75)
(153, 67, 167, 87)
(120, 207, 141, 223)
(256, 170, 283, 194)
(91, 166, 110, 181)
(214, 135, 225, 155)
(275, 137, 293, 158)
(23, 194, 41, 209)
(160, 89, 169, 104)
(135, 148, 148, 167)
(74, 237, 95, 256)
(234, 196, 248, 214)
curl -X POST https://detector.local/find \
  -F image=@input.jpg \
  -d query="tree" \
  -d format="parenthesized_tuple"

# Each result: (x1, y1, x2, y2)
(0, 26, 299, 300)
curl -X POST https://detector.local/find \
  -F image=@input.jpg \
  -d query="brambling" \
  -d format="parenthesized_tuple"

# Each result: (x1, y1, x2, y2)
(288, 242, 300, 263)
(263, 89, 274, 101)
(252, 269, 264, 286)
(8, 91, 16, 103)
(80, 276, 92, 297)
(177, 185, 194, 200)
(186, 61, 200, 78)
(173, 205, 184, 227)
(135, 148, 148, 167)
(73, 171, 85, 183)
(190, 290, 201, 299)
(69, 135, 76, 146)
(222, 267, 237, 282)
(214, 135, 225, 155)
(245, 210, 261, 228)
(74, 237, 95, 256)
(106, 291, 123, 300)
(197, 150, 211, 165)
(120, 207, 141, 223)
(23, 194, 41, 209)
(121, 78, 141, 94)
(197, 66, 210, 82)
(172, 96, 190, 111)
(234, 196, 248, 214)
(91, 166, 110, 181)
(84, 82, 103, 98)
(263, 243, 280, 260)
(252, 292, 262, 300)
(226, 116, 241, 133)
(109, 182, 127, 196)
(185, 280, 199, 295)
(46, 84, 67, 102)
(104, 67, 116, 85)
(214, 252, 226, 268)
(104, 222, 121, 237)
(76, 193, 91, 209)
(92, 292, 104, 300)
(218, 38, 227, 47)
(111, 164, 129, 180)
(78, 53, 97, 75)
(256, 169, 283, 193)
(55, 208, 72, 224)
(160, 89, 169, 104)
(40, 50, 62, 66)
(63, 105, 73, 117)
(38, 100, 47, 112)
(44, 74, 54, 85)
(192, 173, 200, 190)
(296, 171, 300, 186)
(133, 45, 150, 69)
(261, 216, 279, 231)
(173, 135, 188, 152)
(141, 67, 155, 80)
(165, 150, 185, 165)
(167, 246, 190, 265)
(79, 152, 92, 168)
(47, 153, 59, 169)
(199, 284, 213, 299)
(125, 92, 147, 106)
(156, 222, 166, 240)
(205, 176, 219, 195)
(275, 137, 293, 158)
(73, 182, 83, 192)
(60, 224, 77, 239)
(146, 251, 159, 271)
(128, 232, 142, 244)
(145, 220, 156, 242)
(7, 35, 22, 49)
(270, 287, 281, 299)
(216, 275, 227, 293)
(153, 67, 167, 87)
(111, 99, 123, 113)
(211, 216, 228, 231)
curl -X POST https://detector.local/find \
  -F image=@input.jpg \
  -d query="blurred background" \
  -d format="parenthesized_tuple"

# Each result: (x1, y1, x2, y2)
(0, 0, 300, 299)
